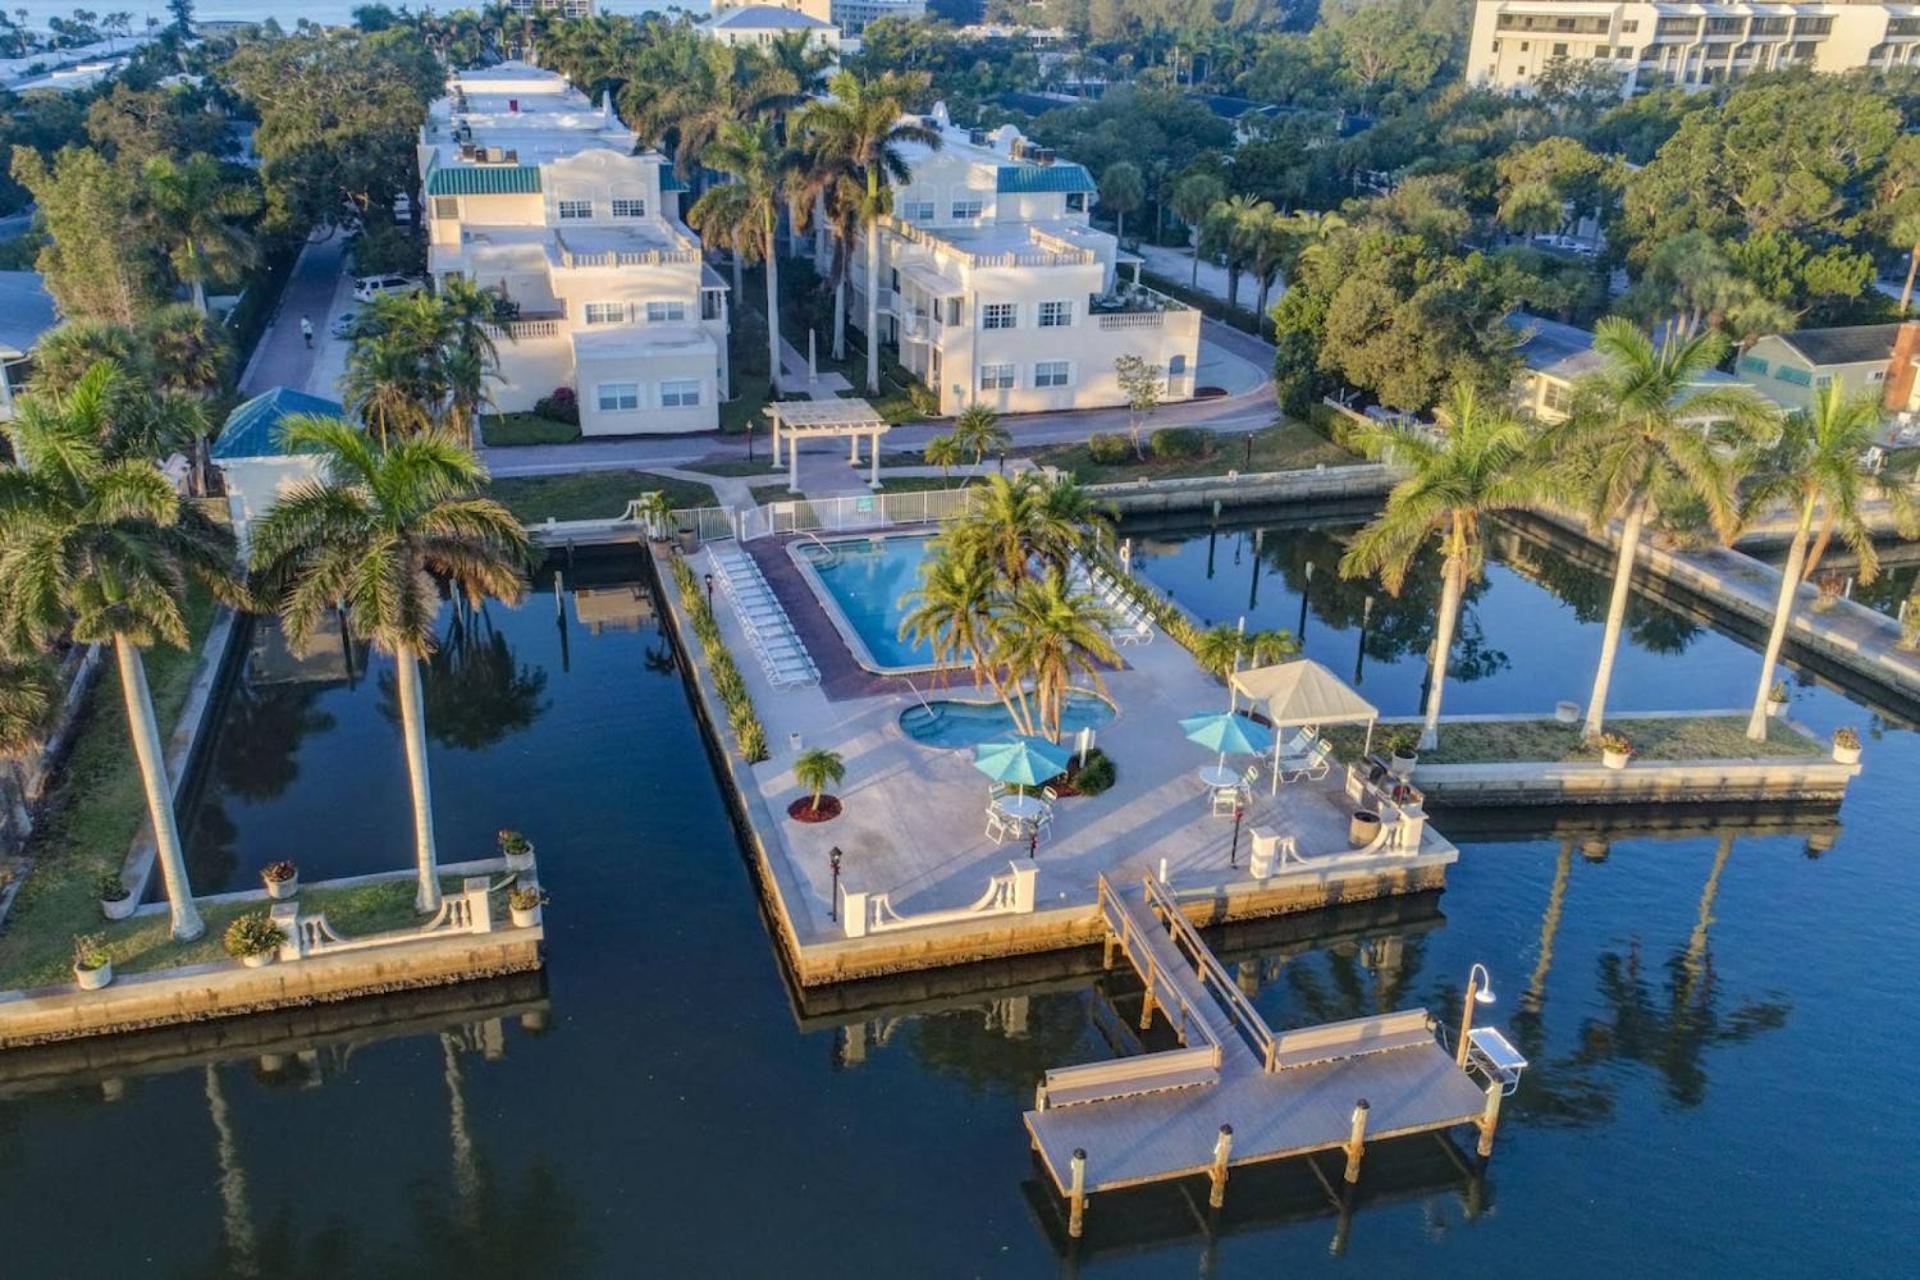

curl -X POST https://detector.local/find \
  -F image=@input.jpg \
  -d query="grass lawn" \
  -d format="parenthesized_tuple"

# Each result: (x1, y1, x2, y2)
(0, 588, 217, 990)
(720, 371, 772, 435)
(877, 475, 985, 494)
(486, 470, 719, 523)
(481, 412, 581, 447)
(1029, 419, 1357, 485)
(1323, 716, 1825, 767)
(688, 456, 782, 477)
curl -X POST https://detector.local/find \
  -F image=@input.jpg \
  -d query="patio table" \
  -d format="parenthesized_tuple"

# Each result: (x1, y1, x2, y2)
(1196, 765, 1240, 790)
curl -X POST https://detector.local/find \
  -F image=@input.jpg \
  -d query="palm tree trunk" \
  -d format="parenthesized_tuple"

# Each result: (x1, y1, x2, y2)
(1226, 266, 1240, 313)
(116, 636, 203, 940)
(731, 246, 743, 301)
(1419, 555, 1464, 751)
(1190, 226, 1201, 288)
(1800, 510, 1836, 582)
(1584, 497, 1647, 738)
(1747, 498, 1815, 740)
(831, 267, 847, 362)
(1115, 209, 1124, 243)
(394, 642, 442, 913)
(864, 190, 882, 395)
(1902, 243, 1919, 314)
(764, 217, 783, 394)
(1256, 275, 1272, 335)
(190, 275, 207, 316)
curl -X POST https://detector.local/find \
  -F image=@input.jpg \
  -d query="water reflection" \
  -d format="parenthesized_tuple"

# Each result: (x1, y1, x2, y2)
(378, 600, 550, 751)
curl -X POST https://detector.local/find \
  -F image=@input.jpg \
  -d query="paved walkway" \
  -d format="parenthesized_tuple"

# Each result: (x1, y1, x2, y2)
(241, 236, 351, 398)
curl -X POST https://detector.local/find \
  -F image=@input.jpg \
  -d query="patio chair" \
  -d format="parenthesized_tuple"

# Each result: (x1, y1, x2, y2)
(1031, 808, 1054, 846)
(988, 782, 1010, 802)
(1211, 787, 1242, 816)
(1041, 786, 1059, 802)
(985, 807, 1009, 844)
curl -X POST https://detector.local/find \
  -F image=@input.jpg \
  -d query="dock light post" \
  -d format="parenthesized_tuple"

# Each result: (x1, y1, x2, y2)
(1456, 963, 1496, 1066)
(1243, 432, 1253, 469)
(704, 572, 714, 609)
(746, 416, 754, 463)
(1229, 796, 1244, 868)
(829, 847, 842, 921)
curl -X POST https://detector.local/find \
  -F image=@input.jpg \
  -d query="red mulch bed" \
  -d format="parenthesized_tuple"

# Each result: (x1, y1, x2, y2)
(788, 795, 842, 823)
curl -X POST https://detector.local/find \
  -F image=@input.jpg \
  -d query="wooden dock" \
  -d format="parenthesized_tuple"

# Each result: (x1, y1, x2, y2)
(1025, 874, 1517, 1235)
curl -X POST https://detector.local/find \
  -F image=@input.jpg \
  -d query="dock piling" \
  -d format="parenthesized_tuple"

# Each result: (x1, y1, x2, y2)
(1208, 1124, 1234, 1208)
(1344, 1099, 1370, 1184)
(1476, 1079, 1503, 1158)
(1138, 958, 1157, 1031)
(1068, 1148, 1088, 1238)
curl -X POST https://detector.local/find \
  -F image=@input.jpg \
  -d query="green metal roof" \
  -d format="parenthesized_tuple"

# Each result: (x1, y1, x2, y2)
(426, 164, 543, 197)
(213, 387, 346, 461)
(660, 170, 689, 193)
(995, 163, 1095, 195)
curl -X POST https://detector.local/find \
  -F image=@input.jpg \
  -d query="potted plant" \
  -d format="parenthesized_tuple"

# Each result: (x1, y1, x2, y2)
(508, 885, 548, 928)
(1832, 726, 1862, 765)
(72, 933, 113, 990)
(223, 912, 287, 968)
(1766, 681, 1789, 718)
(98, 873, 135, 921)
(789, 748, 846, 823)
(260, 860, 299, 900)
(498, 829, 536, 871)
(1384, 730, 1418, 779)
(1599, 732, 1633, 770)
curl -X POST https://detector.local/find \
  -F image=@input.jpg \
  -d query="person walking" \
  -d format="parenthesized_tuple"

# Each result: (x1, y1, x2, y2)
(300, 314, 314, 348)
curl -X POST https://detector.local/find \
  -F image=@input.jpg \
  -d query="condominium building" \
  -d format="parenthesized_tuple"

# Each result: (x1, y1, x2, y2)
(845, 108, 1200, 417)
(503, 0, 595, 17)
(705, 5, 842, 56)
(711, 0, 833, 21)
(1467, 1, 1920, 95)
(830, 0, 927, 35)
(417, 63, 729, 436)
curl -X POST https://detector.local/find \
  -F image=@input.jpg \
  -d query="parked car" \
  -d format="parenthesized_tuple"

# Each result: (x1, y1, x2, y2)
(352, 274, 423, 303)
(330, 311, 359, 339)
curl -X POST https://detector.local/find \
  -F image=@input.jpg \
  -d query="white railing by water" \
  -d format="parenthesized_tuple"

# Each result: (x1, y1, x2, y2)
(269, 875, 512, 962)
(741, 487, 978, 540)
(839, 862, 1038, 938)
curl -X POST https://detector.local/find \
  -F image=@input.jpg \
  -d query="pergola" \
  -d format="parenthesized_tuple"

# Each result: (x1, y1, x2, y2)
(766, 399, 891, 493)
(1229, 659, 1379, 788)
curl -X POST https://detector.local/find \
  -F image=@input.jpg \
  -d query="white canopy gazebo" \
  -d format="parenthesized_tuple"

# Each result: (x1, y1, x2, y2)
(766, 398, 891, 493)
(1230, 659, 1379, 782)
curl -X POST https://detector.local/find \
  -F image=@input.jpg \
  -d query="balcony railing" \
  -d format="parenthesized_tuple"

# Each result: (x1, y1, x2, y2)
(553, 229, 699, 269)
(881, 215, 1097, 271)
(482, 316, 563, 339)
(1089, 283, 1193, 330)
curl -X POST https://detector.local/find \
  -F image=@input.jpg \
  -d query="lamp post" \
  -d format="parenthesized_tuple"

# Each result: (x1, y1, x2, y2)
(1229, 795, 1244, 868)
(829, 846, 842, 921)
(1455, 962, 1496, 1066)
(746, 416, 754, 463)
(1243, 431, 1253, 469)
(704, 572, 714, 609)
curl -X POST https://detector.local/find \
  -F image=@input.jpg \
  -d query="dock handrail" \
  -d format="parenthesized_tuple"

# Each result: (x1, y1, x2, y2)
(1141, 874, 1282, 1071)
(1095, 874, 1223, 1066)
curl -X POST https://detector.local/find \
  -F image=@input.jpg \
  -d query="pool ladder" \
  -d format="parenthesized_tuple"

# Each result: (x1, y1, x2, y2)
(798, 531, 841, 568)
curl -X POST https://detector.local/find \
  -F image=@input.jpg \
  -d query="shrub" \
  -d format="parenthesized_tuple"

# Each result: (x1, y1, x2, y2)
(1382, 730, 1418, 757)
(497, 830, 532, 858)
(1768, 681, 1789, 703)
(261, 860, 297, 884)
(907, 383, 940, 417)
(1149, 427, 1208, 460)
(1834, 726, 1861, 750)
(349, 222, 425, 277)
(223, 913, 287, 959)
(1597, 732, 1632, 756)
(96, 873, 130, 903)
(1072, 748, 1117, 795)
(73, 933, 111, 972)
(1087, 433, 1130, 465)
(508, 886, 549, 912)
(534, 386, 580, 426)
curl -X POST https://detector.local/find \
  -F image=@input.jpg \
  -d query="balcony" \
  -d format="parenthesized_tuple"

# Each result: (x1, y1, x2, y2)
(1090, 283, 1192, 330)
(481, 310, 565, 340)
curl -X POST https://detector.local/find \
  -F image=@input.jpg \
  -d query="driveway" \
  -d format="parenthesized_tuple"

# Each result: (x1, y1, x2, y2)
(240, 235, 352, 398)
(1134, 242, 1284, 320)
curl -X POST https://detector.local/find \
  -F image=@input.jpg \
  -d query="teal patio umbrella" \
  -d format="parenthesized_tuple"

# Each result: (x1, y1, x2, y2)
(973, 735, 1072, 793)
(1180, 710, 1276, 771)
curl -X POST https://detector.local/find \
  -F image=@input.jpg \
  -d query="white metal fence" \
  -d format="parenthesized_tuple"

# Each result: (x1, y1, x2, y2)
(740, 487, 978, 540)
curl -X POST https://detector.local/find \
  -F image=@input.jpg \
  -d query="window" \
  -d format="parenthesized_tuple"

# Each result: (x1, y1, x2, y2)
(701, 290, 724, 321)
(1037, 300, 1073, 328)
(1553, 42, 1568, 55)
(1034, 360, 1070, 387)
(1621, 19, 1638, 32)
(432, 196, 459, 219)
(1738, 355, 1770, 376)
(901, 198, 935, 221)
(583, 302, 625, 325)
(610, 198, 646, 218)
(1776, 365, 1812, 387)
(1813, 373, 1833, 389)
(1168, 354, 1187, 377)
(596, 382, 639, 411)
(982, 303, 1016, 330)
(980, 363, 1015, 390)
(557, 199, 593, 220)
(943, 297, 962, 326)
(1065, 192, 1086, 213)
(1542, 381, 1572, 414)
(951, 197, 984, 220)
(645, 301, 688, 323)
(659, 379, 701, 407)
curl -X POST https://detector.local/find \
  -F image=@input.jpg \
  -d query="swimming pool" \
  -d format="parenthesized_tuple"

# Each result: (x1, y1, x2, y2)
(899, 693, 1117, 748)
(795, 535, 945, 672)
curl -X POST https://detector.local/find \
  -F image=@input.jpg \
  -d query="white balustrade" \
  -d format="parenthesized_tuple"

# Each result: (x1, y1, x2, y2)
(839, 862, 1038, 939)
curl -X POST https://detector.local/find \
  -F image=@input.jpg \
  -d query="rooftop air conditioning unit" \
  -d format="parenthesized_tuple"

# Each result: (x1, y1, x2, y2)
(504, 148, 519, 163)
(968, 129, 990, 146)
(1032, 147, 1057, 165)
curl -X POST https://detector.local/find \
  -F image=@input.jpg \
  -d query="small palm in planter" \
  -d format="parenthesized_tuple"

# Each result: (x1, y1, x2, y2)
(508, 885, 548, 928)
(1766, 681, 1789, 717)
(1383, 730, 1419, 778)
(1598, 732, 1633, 770)
(223, 912, 287, 968)
(72, 933, 113, 989)
(98, 873, 135, 921)
(1833, 726, 1862, 765)
(261, 860, 299, 899)
(498, 829, 535, 871)
(789, 748, 846, 822)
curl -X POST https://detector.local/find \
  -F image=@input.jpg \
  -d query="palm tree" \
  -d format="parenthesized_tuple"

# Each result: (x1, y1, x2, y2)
(899, 538, 1027, 724)
(793, 747, 845, 813)
(31, 319, 143, 390)
(143, 154, 260, 315)
(1553, 318, 1775, 737)
(947, 473, 1055, 585)
(143, 303, 229, 396)
(923, 434, 962, 487)
(630, 489, 672, 539)
(1098, 161, 1144, 243)
(1894, 211, 1920, 314)
(1171, 172, 1225, 289)
(1738, 385, 1910, 739)
(995, 570, 1120, 741)
(0, 652, 55, 840)
(792, 70, 941, 395)
(1242, 207, 1290, 337)
(342, 325, 436, 444)
(950, 402, 1009, 466)
(1341, 385, 1559, 750)
(248, 418, 530, 913)
(764, 28, 834, 97)
(1205, 193, 1268, 313)
(0, 398, 244, 940)
(689, 121, 799, 396)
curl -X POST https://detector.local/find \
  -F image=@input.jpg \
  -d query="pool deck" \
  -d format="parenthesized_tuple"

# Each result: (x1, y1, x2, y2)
(681, 536, 1459, 986)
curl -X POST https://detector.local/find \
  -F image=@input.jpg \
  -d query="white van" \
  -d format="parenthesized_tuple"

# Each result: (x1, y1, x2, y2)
(352, 274, 424, 303)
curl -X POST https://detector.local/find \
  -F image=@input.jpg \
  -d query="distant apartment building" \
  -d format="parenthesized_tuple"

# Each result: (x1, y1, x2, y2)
(417, 63, 729, 436)
(1738, 323, 1920, 414)
(503, 0, 595, 17)
(710, 0, 834, 23)
(830, 0, 927, 35)
(704, 5, 842, 56)
(845, 108, 1201, 417)
(1467, 1, 1920, 96)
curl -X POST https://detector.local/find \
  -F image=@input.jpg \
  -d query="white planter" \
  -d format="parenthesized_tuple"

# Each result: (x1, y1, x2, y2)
(504, 848, 535, 872)
(74, 961, 112, 990)
(264, 874, 299, 900)
(511, 905, 543, 929)
(100, 894, 136, 921)
(1602, 749, 1630, 771)
(1833, 743, 1861, 765)
(240, 950, 277, 968)
(1766, 699, 1785, 719)
(1553, 700, 1580, 724)
(1388, 753, 1417, 780)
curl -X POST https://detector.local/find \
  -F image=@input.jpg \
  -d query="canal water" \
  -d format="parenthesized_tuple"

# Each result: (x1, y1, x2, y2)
(2, 522, 1917, 1277)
